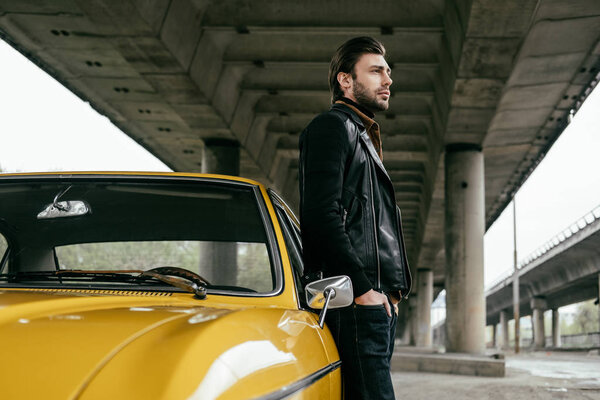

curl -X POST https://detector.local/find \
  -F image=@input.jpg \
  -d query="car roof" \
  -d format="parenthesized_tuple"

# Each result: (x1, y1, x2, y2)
(0, 171, 265, 188)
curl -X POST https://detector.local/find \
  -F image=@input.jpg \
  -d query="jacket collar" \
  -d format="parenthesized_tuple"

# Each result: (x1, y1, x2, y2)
(359, 132, 392, 183)
(330, 103, 392, 184)
(331, 103, 365, 129)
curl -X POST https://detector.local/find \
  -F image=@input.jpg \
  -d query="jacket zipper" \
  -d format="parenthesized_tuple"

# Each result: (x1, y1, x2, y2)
(368, 162, 381, 290)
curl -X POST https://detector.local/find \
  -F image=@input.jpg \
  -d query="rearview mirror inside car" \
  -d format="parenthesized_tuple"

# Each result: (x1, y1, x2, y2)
(37, 200, 91, 219)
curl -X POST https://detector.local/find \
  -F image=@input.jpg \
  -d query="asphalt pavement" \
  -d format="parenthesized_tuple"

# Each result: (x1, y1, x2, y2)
(392, 350, 600, 399)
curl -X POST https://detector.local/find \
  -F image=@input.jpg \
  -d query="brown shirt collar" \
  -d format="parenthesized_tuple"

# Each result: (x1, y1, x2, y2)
(338, 97, 374, 119)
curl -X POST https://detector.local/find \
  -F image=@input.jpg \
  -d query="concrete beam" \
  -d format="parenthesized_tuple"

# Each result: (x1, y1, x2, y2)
(160, 0, 209, 69)
(221, 30, 442, 63)
(530, 297, 547, 311)
(200, 2, 445, 28)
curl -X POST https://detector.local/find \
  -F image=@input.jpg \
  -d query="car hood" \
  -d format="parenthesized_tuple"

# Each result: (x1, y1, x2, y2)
(0, 289, 234, 399)
(0, 289, 332, 400)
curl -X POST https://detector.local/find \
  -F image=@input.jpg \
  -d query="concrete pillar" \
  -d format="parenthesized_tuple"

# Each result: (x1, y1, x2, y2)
(198, 138, 240, 284)
(409, 296, 418, 346)
(401, 319, 411, 344)
(531, 297, 547, 349)
(492, 324, 497, 348)
(499, 310, 509, 350)
(416, 269, 433, 347)
(552, 308, 561, 348)
(444, 144, 485, 354)
(397, 301, 410, 343)
(201, 138, 240, 176)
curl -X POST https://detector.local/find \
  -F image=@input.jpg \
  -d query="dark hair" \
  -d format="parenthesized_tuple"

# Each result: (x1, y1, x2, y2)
(328, 36, 386, 103)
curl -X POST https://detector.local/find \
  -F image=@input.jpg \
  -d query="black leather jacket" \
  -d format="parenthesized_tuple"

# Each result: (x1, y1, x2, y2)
(299, 103, 412, 298)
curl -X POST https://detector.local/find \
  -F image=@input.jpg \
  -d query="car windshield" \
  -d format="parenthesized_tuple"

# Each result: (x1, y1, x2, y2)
(0, 177, 276, 294)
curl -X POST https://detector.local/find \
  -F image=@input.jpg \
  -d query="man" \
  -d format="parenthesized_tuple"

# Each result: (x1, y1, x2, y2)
(299, 36, 412, 399)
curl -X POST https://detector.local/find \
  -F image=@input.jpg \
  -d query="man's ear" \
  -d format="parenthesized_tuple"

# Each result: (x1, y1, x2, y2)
(337, 71, 352, 95)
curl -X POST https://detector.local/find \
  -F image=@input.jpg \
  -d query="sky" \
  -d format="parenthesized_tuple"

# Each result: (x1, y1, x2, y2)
(1, 38, 600, 290)
(0, 40, 170, 173)
(484, 83, 600, 286)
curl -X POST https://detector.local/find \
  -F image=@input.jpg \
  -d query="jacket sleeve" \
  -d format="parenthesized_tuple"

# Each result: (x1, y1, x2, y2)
(300, 113, 372, 297)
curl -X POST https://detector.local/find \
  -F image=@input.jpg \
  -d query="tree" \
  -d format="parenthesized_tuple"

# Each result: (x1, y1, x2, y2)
(573, 299, 599, 333)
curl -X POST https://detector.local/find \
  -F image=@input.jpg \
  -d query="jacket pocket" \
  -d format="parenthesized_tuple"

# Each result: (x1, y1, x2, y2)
(341, 189, 358, 230)
(345, 195, 372, 274)
(354, 303, 385, 309)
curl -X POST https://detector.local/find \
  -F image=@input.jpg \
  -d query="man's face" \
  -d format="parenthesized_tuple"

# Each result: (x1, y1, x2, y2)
(347, 53, 392, 112)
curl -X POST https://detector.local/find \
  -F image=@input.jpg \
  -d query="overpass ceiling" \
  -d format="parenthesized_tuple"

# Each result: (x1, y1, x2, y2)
(1, 0, 599, 284)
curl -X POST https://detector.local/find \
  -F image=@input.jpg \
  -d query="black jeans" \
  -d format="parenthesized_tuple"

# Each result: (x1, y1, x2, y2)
(326, 296, 397, 400)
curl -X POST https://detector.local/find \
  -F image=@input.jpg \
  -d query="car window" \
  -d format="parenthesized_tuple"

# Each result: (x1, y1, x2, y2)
(274, 209, 303, 275)
(0, 234, 8, 272)
(0, 179, 277, 294)
(271, 192, 302, 248)
(269, 190, 306, 306)
(274, 207, 307, 306)
(269, 191, 303, 272)
(55, 241, 271, 293)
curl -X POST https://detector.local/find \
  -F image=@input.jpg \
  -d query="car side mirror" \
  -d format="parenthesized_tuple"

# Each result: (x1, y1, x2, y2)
(305, 275, 353, 329)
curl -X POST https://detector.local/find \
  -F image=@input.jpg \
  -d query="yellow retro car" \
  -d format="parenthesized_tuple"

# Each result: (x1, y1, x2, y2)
(0, 172, 353, 399)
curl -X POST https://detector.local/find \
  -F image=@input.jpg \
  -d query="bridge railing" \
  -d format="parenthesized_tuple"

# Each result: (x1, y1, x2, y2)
(517, 204, 600, 268)
(486, 203, 600, 291)
(486, 269, 514, 291)
(551, 331, 600, 348)
(485, 333, 600, 349)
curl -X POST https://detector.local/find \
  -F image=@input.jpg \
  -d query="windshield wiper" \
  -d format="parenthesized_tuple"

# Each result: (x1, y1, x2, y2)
(139, 267, 207, 299)
(0, 270, 145, 284)
(0, 267, 208, 299)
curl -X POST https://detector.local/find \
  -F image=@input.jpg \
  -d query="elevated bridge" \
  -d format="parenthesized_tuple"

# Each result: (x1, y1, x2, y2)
(486, 205, 600, 348)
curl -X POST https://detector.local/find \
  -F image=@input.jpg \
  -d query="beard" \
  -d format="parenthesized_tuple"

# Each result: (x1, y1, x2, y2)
(352, 80, 389, 112)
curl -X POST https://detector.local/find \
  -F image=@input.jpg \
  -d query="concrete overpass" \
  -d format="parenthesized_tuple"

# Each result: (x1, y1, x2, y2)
(486, 204, 600, 349)
(1, 0, 600, 353)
